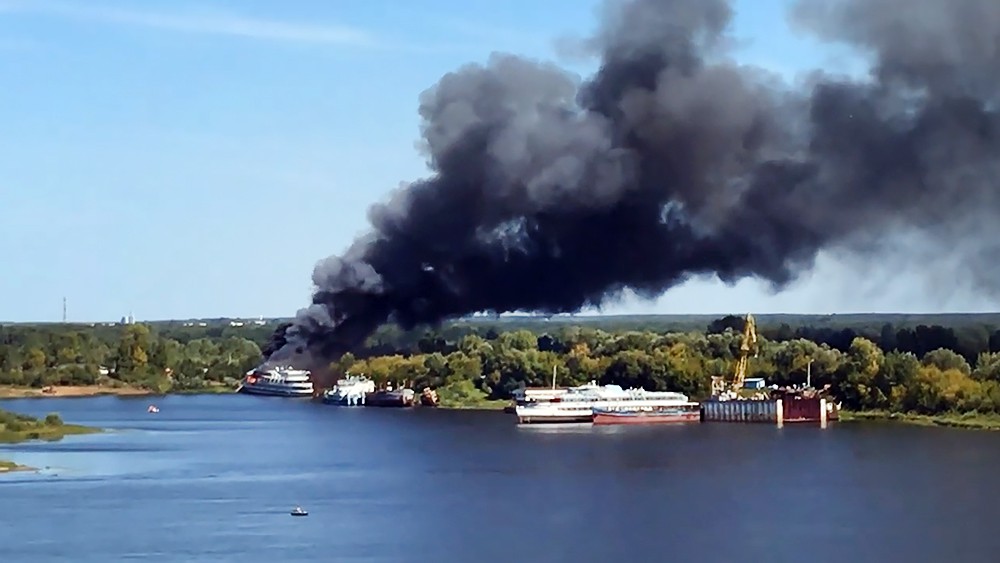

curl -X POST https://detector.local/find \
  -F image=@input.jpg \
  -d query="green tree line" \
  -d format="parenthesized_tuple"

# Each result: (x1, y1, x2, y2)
(332, 325, 1000, 415)
(4, 317, 1000, 415)
(0, 323, 264, 392)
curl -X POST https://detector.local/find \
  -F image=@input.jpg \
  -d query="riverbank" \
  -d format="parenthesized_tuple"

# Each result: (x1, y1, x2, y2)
(841, 410, 1000, 431)
(0, 385, 151, 399)
(437, 399, 509, 411)
(0, 384, 234, 399)
(0, 459, 34, 472)
(1, 408, 102, 471)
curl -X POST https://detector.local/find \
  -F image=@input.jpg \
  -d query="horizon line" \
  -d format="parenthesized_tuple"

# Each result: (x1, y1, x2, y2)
(7, 311, 1000, 325)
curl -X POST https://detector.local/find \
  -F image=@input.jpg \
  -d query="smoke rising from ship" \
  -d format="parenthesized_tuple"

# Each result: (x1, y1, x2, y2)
(265, 0, 1000, 366)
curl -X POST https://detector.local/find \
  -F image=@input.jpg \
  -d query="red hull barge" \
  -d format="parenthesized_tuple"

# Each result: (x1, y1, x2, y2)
(592, 406, 701, 425)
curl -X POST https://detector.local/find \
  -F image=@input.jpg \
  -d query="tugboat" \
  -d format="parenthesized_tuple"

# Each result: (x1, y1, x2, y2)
(290, 506, 308, 517)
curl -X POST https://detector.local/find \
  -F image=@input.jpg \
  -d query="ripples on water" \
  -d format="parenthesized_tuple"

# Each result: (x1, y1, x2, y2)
(2, 394, 1000, 562)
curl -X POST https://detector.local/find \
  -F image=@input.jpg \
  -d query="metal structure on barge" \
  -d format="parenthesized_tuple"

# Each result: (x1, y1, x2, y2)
(701, 313, 841, 427)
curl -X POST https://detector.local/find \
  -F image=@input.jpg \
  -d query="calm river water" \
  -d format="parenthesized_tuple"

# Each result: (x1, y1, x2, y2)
(2, 394, 999, 562)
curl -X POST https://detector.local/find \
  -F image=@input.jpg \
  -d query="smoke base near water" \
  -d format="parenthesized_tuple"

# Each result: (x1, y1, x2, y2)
(265, 0, 1000, 367)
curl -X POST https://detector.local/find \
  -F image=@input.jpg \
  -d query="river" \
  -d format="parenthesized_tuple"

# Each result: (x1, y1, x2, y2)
(1, 394, 999, 562)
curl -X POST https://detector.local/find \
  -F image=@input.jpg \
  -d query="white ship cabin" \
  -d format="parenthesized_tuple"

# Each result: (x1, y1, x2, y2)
(246, 366, 312, 382)
(512, 381, 605, 403)
(558, 383, 690, 403)
(512, 387, 569, 403)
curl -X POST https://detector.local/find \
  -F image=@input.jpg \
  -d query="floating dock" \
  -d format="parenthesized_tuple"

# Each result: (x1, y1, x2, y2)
(701, 399, 782, 423)
(701, 397, 835, 427)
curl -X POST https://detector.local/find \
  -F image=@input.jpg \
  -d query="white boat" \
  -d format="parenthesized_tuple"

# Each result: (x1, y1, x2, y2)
(237, 366, 314, 398)
(514, 381, 693, 424)
(322, 374, 376, 405)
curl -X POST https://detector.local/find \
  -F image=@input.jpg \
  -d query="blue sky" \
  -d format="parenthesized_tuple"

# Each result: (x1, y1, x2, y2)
(0, 0, 990, 322)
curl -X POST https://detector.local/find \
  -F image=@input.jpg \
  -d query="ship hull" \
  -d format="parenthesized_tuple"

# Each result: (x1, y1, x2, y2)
(513, 383, 697, 425)
(592, 409, 701, 425)
(238, 384, 313, 398)
(517, 413, 593, 424)
(365, 390, 415, 407)
(321, 395, 362, 405)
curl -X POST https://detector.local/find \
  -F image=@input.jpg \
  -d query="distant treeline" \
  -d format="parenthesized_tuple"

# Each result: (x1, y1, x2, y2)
(0, 322, 271, 392)
(3, 314, 1000, 415)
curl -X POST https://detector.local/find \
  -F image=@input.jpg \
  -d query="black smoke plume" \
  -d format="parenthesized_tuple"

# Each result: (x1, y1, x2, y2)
(266, 0, 1000, 366)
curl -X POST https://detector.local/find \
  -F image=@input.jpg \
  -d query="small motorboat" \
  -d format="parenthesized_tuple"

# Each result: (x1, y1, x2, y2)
(147, 405, 159, 413)
(290, 506, 308, 517)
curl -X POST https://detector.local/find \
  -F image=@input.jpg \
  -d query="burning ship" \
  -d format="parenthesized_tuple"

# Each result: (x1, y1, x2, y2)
(237, 365, 315, 398)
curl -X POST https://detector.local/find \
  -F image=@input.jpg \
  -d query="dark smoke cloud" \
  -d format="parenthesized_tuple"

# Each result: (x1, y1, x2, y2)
(267, 0, 1000, 366)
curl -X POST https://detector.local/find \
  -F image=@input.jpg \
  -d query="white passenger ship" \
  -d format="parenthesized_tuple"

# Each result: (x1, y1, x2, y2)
(322, 374, 376, 405)
(237, 366, 314, 397)
(514, 381, 693, 424)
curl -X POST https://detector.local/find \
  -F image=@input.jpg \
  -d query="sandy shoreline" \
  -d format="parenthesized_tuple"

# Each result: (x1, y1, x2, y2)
(0, 465, 38, 475)
(0, 385, 153, 399)
(0, 462, 36, 473)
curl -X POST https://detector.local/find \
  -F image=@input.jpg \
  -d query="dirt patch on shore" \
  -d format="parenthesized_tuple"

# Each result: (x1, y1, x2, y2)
(0, 385, 152, 399)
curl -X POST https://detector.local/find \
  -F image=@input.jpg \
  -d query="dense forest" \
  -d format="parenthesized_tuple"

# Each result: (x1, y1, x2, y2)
(3, 314, 1000, 415)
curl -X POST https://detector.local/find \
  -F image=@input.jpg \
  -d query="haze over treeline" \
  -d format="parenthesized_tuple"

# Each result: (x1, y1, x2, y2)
(264, 0, 1000, 367)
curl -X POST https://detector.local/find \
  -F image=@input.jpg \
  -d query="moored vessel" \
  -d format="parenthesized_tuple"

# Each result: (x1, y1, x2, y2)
(237, 366, 314, 398)
(322, 374, 376, 405)
(365, 387, 416, 407)
(514, 382, 694, 424)
(592, 403, 701, 425)
(419, 388, 439, 407)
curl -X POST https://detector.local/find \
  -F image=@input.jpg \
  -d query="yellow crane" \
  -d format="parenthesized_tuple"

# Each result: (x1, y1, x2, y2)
(731, 313, 758, 391)
(711, 313, 759, 397)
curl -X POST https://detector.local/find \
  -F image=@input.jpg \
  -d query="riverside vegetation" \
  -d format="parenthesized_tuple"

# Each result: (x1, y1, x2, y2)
(3, 315, 1000, 426)
(0, 408, 100, 471)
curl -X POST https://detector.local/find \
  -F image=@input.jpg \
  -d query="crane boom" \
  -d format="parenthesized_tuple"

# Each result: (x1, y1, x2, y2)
(709, 312, 759, 398)
(730, 313, 758, 392)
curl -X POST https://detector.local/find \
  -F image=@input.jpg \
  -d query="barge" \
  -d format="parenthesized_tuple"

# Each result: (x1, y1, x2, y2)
(700, 386, 841, 427)
(365, 387, 416, 407)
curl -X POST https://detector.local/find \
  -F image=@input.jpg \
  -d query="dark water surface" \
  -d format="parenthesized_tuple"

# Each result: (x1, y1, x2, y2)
(2, 394, 999, 562)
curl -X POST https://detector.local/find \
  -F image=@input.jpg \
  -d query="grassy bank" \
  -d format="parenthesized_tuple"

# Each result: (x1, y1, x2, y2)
(0, 408, 101, 444)
(161, 384, 235, 395)
(432, 379, 510, 411)
(841, 410, 1000, 431)
(0, 459, 33, 472)
(0, 408, 102, 471)
(437, 398, 509, 411)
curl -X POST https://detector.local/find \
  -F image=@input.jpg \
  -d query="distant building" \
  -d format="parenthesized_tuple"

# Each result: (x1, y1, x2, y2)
(743, 377, 766, 390)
